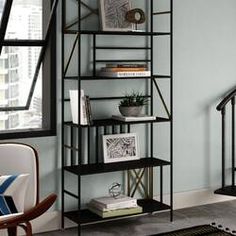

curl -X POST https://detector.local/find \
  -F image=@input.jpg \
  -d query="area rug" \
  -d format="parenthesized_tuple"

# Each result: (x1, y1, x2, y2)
(153, 224, 234, 235)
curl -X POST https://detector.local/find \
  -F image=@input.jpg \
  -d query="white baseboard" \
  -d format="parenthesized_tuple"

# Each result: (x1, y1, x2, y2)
(171, 188, 235, 209)
(0, 188, 235, 235)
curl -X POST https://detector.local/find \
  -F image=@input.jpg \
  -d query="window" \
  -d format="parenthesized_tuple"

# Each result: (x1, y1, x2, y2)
(0, 0, 57, 139)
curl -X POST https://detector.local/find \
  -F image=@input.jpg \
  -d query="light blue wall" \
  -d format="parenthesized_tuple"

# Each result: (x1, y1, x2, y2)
(174, 0, 236, 192)
(6, 0, 236, 209)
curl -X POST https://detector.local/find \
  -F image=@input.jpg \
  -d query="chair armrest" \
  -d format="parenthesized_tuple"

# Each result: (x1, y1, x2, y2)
(0, 193, 57, 229)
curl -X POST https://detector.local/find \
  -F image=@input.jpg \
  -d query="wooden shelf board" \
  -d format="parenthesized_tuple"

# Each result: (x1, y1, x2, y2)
(64, 199, 171, 225)
(64, 157, 170, 176)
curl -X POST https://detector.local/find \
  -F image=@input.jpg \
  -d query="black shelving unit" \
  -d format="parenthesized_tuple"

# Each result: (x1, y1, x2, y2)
(61, 0, 173, 235)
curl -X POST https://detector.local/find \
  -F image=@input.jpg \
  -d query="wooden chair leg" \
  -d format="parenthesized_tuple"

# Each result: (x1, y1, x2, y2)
(19, 222, 32, 236)
(7, 226, 17, 236)
(25, 222, 32, 236)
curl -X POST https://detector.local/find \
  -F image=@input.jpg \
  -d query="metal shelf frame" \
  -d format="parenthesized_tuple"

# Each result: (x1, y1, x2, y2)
(61, 0, 173, 235)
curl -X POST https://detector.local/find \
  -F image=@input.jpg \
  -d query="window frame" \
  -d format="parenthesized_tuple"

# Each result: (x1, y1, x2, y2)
(0, 0, 57, 139)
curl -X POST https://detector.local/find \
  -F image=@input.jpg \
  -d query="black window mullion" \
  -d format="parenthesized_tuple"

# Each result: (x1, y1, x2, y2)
(0, 0, 57, 138)
(0, 0, 13, 54)
(26, 0, 58, 108)
(2, 40, 46, 47)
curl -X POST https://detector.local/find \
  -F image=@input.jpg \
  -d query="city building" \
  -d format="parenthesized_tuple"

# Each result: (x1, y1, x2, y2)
(0, 0, 42, 130)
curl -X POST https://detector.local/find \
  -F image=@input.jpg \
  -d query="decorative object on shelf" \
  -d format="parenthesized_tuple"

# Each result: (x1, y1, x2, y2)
(109, 182, 122, 198)
(103, 133, 140, 163)
(99, 0, 133, 31)
(126, 8, 146, 30)
(119, 91, 149, 117)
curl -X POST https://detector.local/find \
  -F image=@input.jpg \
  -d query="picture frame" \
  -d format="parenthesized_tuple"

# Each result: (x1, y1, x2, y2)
(103, 133, 140, 163)
(99, 0, 133, 31)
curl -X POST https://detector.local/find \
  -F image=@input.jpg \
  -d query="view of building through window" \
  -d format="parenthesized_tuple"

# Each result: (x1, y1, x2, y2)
(0, 0, 43, 131)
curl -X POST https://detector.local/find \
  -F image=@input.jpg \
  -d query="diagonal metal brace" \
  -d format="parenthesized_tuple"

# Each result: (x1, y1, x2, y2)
(128, 169, 148, 198)
(64, 34, 79, 76)
(65, 1, 98, 30)
(152, 77, 171, 118)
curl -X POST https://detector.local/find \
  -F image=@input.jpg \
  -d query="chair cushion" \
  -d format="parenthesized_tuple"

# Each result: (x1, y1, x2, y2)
(0, 144, 38, 211)
(0, 174, 29, 219)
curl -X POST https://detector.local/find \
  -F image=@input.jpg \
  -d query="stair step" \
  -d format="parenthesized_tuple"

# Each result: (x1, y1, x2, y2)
(215, 186, 236, 197)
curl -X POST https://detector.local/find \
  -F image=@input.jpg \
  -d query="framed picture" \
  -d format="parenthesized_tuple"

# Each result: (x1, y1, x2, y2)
(99, 0, 133, 31)
(103, 133, 140, 163)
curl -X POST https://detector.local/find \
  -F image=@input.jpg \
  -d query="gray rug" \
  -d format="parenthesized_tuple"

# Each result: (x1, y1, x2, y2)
(153, 225, 234, 236)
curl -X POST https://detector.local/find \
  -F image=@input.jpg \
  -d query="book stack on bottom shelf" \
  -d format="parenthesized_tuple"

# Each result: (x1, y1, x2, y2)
(88, 195, 142, 218)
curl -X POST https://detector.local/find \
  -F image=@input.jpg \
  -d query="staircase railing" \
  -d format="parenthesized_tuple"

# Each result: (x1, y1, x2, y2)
(215, 88, 236, 196)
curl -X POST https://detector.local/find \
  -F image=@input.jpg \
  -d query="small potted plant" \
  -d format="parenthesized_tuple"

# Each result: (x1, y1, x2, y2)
(119, 91, 149, 117)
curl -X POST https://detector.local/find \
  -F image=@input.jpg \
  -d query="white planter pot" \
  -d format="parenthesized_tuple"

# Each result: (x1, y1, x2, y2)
(119, 106, 143, 117)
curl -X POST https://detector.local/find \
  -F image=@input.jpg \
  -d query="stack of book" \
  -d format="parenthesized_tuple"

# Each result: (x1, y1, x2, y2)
(99, 64, 151, 78)
(88, 195, 142, 218)
(69, 90, 93, 125)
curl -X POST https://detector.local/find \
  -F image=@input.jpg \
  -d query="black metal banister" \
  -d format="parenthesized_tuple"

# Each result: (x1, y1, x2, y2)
(216, 88, 236, 111)
(215, 88, 236, 196)
(221, 107, 225, 188)
(232, 97, 235, 186)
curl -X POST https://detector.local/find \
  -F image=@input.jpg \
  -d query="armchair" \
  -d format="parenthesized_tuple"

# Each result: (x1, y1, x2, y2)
(0, 143, 57, 236)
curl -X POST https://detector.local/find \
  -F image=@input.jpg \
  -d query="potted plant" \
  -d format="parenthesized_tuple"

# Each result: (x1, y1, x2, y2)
(119, 91, 149, 117)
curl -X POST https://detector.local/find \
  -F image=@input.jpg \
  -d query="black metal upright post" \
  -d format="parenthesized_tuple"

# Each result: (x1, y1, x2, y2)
(232, 97, 235, 187)
(61, 0, 65, 229)
(77, 0, 81, 235)
(170, 0, 174, 222)
(222, 107, 226, 188)
(149, 0, 154, 200)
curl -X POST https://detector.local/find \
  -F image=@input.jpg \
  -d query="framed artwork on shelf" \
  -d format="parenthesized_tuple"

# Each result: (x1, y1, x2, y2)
(103, 133, 140, 163)
(99, 0, 133, 31)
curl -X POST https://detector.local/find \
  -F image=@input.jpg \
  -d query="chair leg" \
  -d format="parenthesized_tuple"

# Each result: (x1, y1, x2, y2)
(19, 222, 32, 236)
(25, 222, 32, 236)
(7, 226, 17, 236)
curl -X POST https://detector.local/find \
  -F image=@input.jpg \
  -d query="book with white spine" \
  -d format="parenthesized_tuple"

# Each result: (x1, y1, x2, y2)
(89, 200, 138, 211)
(90, 195, 137, 210)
